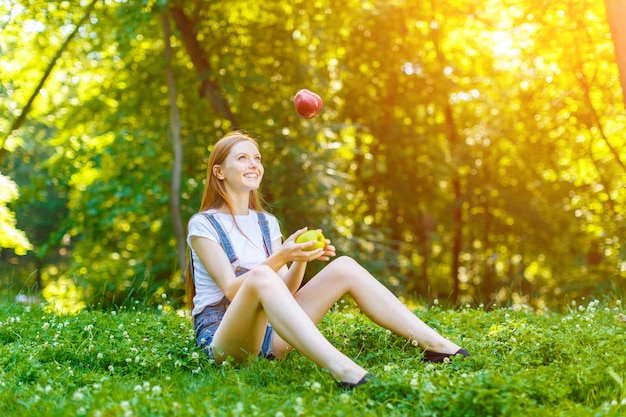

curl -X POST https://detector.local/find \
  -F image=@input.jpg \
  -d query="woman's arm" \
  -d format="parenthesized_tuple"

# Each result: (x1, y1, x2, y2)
(191, 228, 335, 300)
(190, 236, 250, 301)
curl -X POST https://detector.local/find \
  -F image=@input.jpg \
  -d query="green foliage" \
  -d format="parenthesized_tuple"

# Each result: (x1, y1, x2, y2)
(1, 0, 625, 308)
(1, 298, 625, 416)
(0, 174, 32, 255)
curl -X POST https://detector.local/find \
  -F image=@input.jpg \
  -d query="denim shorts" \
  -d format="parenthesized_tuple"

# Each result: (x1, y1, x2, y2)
(194, 298, 275, 360)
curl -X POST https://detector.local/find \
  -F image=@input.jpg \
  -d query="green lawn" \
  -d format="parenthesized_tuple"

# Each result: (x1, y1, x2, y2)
(1, 298, 624, 416)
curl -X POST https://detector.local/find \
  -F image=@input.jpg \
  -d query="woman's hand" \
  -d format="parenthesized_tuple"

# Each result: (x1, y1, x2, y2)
(281, 227, 336, 263)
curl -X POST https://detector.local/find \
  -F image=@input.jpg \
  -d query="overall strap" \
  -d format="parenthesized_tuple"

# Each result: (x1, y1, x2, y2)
(256, 212, 273, 257)
(202, 213, 238, 264)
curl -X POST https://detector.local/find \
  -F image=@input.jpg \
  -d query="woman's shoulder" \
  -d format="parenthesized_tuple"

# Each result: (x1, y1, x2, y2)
(188, 209, 219, 226)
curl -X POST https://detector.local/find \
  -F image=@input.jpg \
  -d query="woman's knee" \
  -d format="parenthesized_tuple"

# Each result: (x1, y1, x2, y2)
(327, 256, 362, 278)
(246, 265, 284, 292)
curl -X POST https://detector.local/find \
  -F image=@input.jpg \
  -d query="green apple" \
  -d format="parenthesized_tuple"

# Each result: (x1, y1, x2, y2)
(296, 229, 326, 251)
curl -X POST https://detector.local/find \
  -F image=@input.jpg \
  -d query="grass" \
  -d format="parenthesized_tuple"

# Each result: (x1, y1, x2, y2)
(1, 297, 625, 417)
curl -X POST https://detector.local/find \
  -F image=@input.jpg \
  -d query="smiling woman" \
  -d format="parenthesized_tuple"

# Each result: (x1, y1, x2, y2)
(185, 131, 470, 389)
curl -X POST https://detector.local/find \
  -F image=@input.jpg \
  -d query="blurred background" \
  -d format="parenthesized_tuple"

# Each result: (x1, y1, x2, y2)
(1, 0, 624, 312)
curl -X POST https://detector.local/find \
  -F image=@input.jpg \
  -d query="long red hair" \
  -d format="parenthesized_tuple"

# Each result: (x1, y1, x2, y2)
(186, 131, 266, 310)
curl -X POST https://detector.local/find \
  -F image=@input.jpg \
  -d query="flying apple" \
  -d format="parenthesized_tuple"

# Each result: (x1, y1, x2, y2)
(294, 89, 323, 119)
(296, 229, 326, 251)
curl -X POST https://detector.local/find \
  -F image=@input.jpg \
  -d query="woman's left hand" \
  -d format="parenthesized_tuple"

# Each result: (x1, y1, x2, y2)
(317, 240, 336, 262)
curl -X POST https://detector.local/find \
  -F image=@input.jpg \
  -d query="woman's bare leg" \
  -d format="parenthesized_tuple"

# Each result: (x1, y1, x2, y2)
(211, 265, 368, 384)
(272, 256, 461, 357)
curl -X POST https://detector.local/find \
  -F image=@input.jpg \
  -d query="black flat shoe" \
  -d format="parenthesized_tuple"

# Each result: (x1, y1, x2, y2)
(423, 348, 471, 363)
(337, 372, 374, 390)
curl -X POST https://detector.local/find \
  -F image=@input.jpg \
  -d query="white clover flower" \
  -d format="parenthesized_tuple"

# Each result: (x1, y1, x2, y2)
(111, 311, 117, 316)
(151, 385, 162, 395)
(339, 393, 351, 404)
(42, 323, 49, 331)
(617, 300, 622, 306)
(192, 352, 199, 361)
(411, 339, 419, 347)
(108, 365, 114, 373)
(384, 364, 393, 371)
(275, 412, 285, 417)
(45, 385, 53, 394)
(311, 382, 321, 393)
(84, 324, 94, 332)
(161, 293, 167, 299)
(77, 407, 86, 415)
(97, 353, 104, 359)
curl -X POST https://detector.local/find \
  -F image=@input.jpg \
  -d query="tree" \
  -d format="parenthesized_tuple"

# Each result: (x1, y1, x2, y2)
(604, 0, 626, 109)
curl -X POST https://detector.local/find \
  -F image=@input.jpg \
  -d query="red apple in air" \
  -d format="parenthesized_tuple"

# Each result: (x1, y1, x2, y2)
(294, 89, 323, 119)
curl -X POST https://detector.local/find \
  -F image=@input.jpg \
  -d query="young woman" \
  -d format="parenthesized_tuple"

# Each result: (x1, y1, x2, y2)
(187, 131, 469, 388)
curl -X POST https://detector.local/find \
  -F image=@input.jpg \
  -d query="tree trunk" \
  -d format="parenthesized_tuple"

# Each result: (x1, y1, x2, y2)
(604, 0, 626, 109)
(162, 12, 187, 283)
(168, 3, 239, 129)
(451, 175, 463, 303)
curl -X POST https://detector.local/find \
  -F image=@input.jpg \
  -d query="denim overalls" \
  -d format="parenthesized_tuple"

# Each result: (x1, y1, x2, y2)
(192, 212, 274, 359)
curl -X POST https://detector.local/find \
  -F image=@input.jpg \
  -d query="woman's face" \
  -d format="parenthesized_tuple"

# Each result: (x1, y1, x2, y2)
(214, 140, 264, 193)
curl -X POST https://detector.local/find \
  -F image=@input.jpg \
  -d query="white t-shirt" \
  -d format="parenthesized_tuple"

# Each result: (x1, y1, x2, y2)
(187, 209, 282, 317)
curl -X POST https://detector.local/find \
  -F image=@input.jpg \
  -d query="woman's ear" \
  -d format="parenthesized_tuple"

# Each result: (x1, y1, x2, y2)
(213, 165, 224, 180)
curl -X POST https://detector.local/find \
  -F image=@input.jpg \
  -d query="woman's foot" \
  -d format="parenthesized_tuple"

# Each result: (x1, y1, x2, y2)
(337, 372, 374, 390)
(423, 348, 471, 363)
